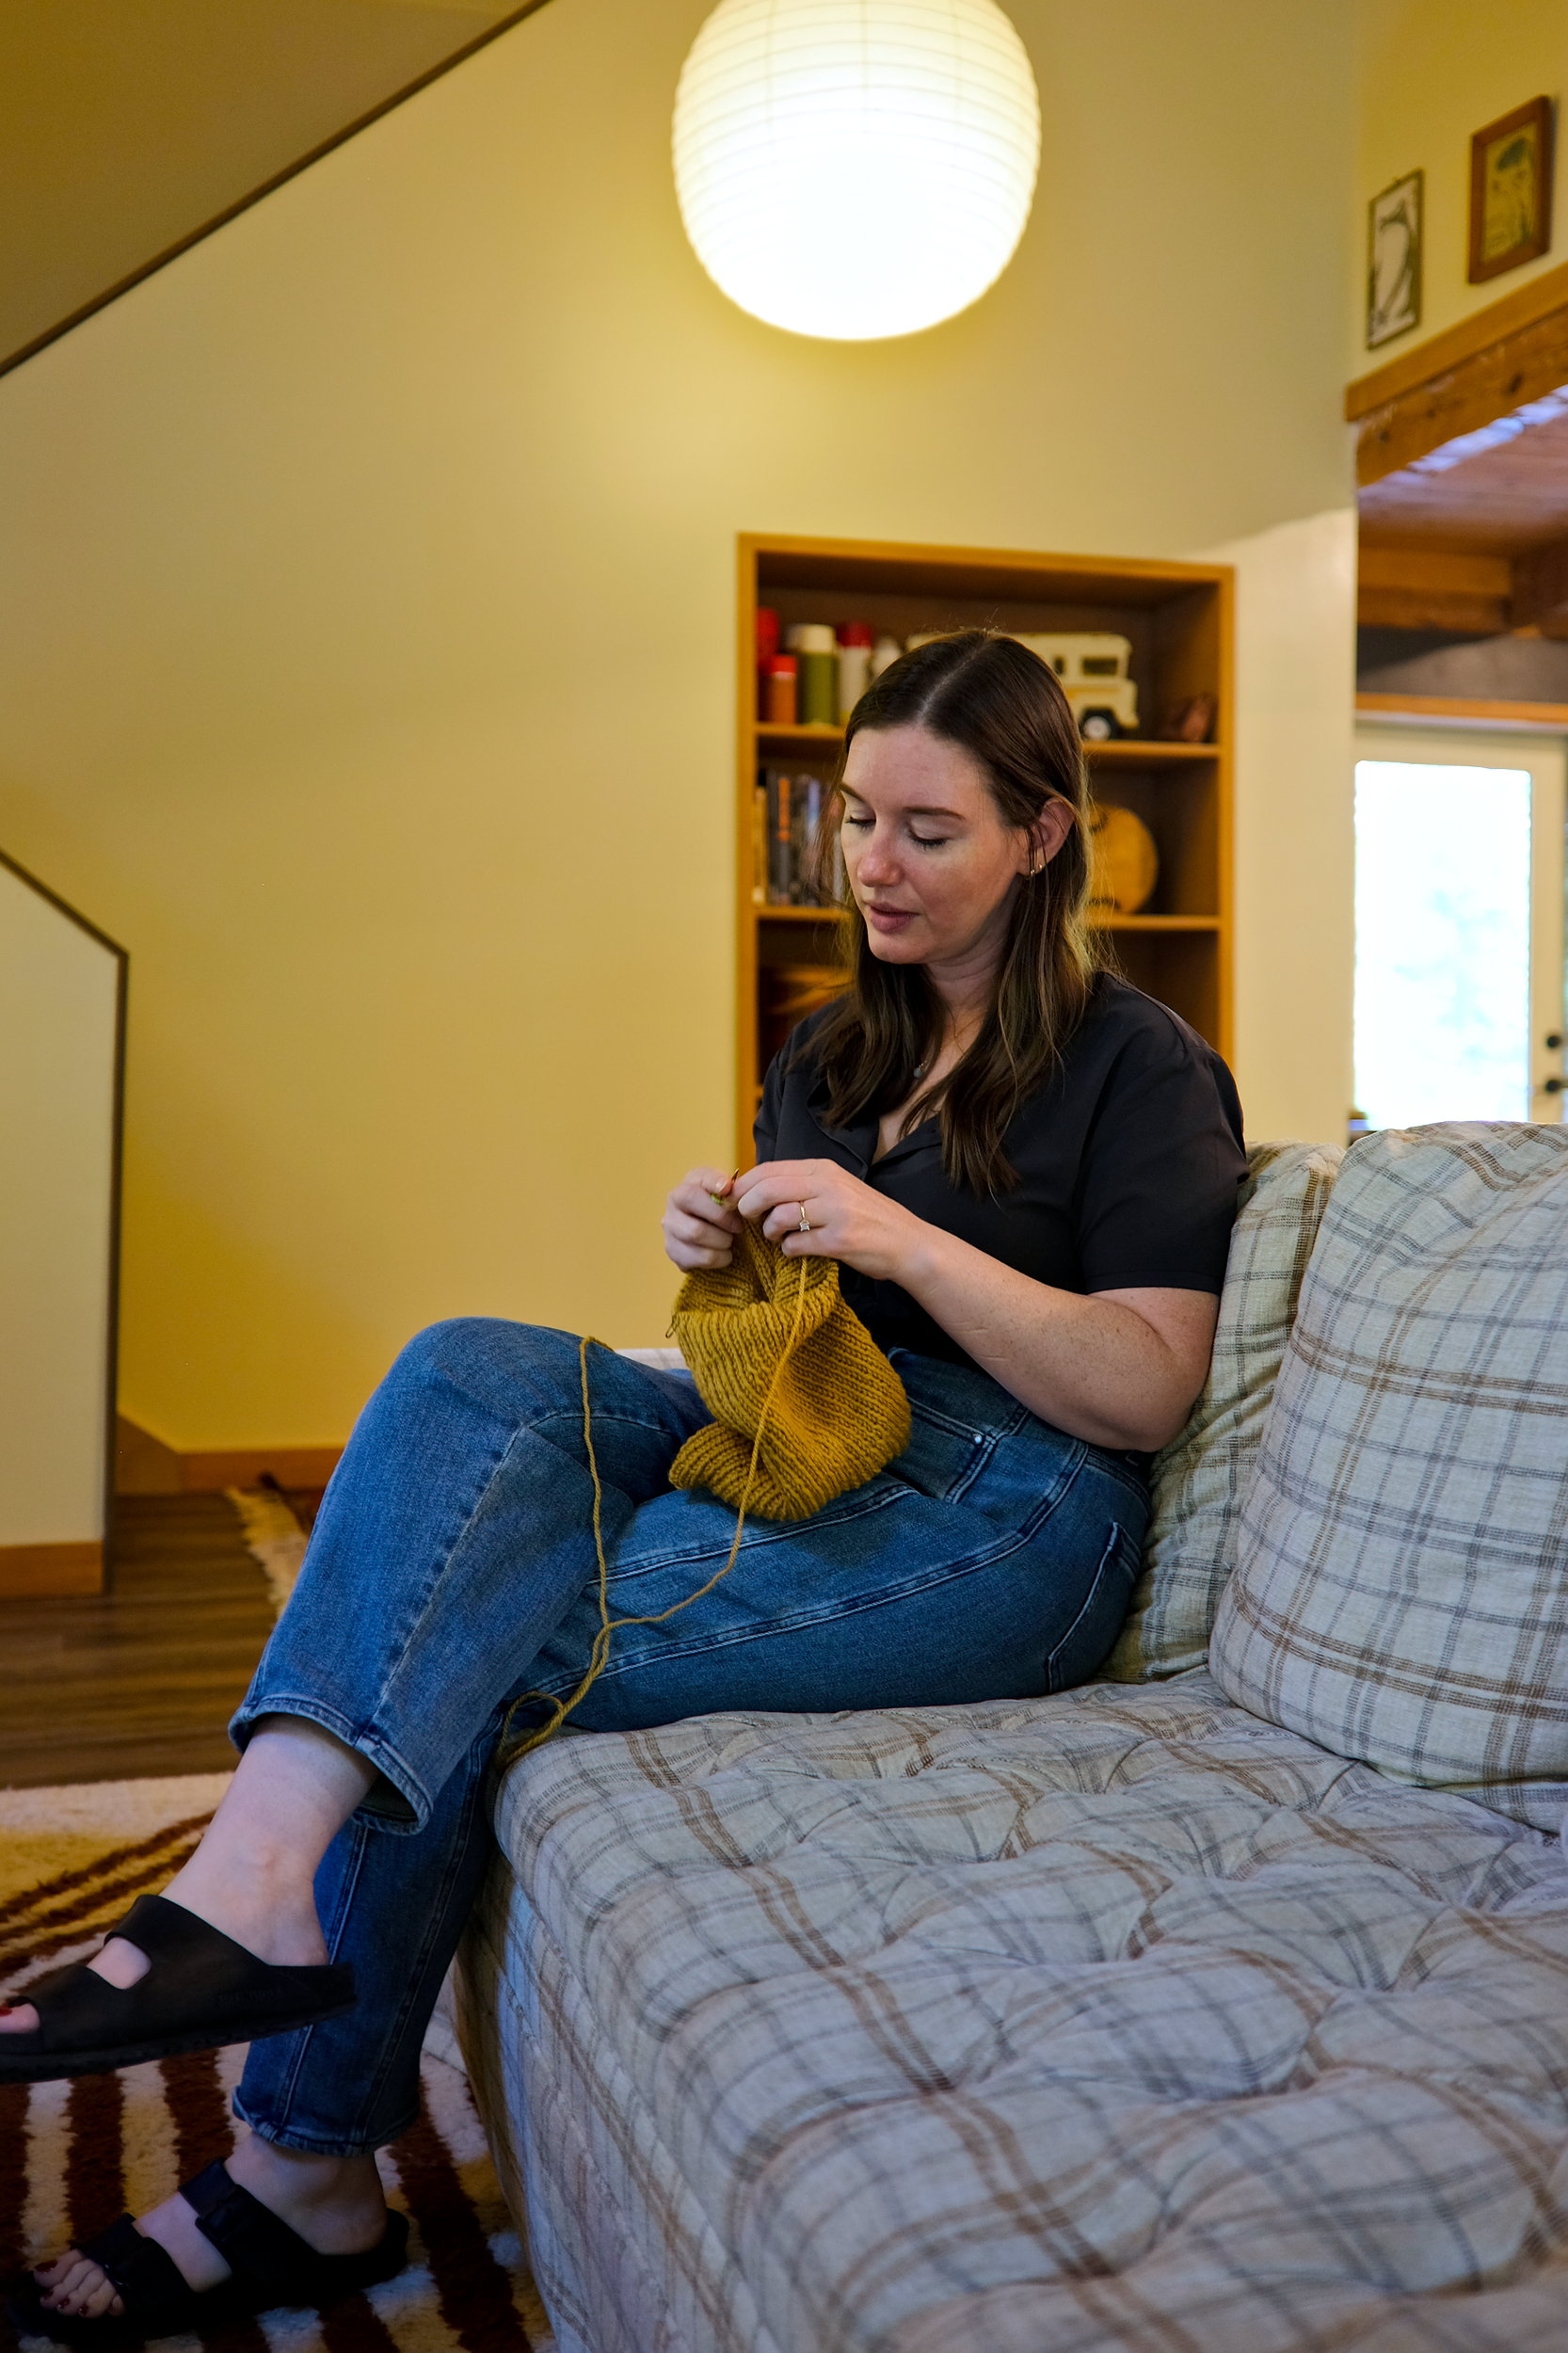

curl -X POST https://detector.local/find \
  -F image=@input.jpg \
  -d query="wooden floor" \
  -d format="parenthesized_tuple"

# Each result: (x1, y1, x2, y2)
(0, 1496, 281, 1788)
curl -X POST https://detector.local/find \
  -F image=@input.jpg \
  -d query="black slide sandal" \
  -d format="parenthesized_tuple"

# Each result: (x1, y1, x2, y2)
(6, 2158, 409, 2346)
(0, 1895, 356, 2084)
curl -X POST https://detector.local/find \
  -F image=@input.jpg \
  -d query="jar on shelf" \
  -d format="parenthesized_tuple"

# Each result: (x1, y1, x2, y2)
(836, 621, 873, 722)
(870, 632, 903, 680)
(764, 654, 797, 726)
(786, 623, 838, 727)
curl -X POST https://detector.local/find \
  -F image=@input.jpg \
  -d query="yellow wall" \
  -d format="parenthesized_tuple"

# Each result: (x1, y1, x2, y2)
(0, 862, 120, 1543)
(0, 0, 513, 367)
(0, 0, 1357, 1449)
(1356, 0, 1568, 368)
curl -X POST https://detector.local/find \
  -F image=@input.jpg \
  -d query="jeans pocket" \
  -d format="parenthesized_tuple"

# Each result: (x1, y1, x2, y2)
(1046, 1520, 1143, 1694)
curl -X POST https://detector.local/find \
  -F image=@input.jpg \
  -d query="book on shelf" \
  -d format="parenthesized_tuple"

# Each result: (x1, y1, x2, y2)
(753, 768, 844, 907)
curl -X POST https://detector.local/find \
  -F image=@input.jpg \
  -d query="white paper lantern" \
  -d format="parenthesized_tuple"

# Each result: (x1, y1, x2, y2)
(673, 0, 1040, 341)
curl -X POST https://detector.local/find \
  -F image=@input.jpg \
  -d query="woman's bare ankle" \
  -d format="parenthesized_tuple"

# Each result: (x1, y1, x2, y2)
(144, 1715, 374, 1966)
(160, 1847, 328, 1967)
(226, 2133, 387, 2251)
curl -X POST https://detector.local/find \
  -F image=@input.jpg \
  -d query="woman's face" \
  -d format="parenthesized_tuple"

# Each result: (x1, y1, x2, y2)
(838, 724, 1070, 971)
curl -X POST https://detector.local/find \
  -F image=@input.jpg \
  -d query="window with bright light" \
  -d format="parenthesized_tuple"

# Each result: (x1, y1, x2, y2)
(1354, 759, 1533, 1128)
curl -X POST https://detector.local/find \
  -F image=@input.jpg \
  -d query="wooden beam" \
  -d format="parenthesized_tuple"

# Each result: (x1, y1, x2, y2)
(1347, 255, 1568, 419)
(1352, 302, 1568, 488)
(1357, 691, 1568, 728)
(1357, 544, 1512, 633)
(1512, 537, 1568, 636)
(0, 1541, 104, 1598)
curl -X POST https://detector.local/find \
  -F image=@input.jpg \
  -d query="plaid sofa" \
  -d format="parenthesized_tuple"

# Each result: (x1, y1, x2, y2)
(456, 1130, 1568, 2353)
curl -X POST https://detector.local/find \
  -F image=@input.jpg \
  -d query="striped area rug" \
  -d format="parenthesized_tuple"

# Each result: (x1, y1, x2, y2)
(0, 1777, 555, 2353)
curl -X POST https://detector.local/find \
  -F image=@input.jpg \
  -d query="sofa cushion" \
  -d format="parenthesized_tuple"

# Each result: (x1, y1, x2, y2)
(461, 1680, 1568, 2353)
(1212, 1123, 1568, 1830)
(1101, 1140, 1341, 1682)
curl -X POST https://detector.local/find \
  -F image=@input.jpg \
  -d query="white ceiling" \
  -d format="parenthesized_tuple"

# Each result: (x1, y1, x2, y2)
(0, 0, 536, 371)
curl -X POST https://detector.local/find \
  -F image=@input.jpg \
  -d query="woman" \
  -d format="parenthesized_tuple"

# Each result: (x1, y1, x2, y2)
(4, 632, 1246, 2339)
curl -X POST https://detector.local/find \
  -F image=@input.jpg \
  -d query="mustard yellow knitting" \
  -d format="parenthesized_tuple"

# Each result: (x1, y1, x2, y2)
(668, 1220, 910, 1519)
(497, 1225, 910, 1766)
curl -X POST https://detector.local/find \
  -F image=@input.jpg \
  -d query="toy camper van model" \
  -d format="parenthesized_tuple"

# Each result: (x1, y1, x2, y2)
(1013, 633, 1139, 740)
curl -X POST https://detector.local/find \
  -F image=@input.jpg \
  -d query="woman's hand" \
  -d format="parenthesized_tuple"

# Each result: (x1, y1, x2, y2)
(662, 1168, 744, 1271)
(732, 1160, 926, 1284)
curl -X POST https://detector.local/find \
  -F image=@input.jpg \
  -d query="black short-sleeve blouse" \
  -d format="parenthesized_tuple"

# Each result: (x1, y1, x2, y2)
(753, 974, 1248, 1376)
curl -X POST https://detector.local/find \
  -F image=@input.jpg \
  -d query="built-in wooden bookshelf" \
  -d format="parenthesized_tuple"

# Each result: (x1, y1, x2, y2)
(735, 535, 1235, 1164)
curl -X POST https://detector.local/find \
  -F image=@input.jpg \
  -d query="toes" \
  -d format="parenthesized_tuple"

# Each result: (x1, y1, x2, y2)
(0, 2002, 40, 2033)
(33, 2249, 128, 2320)
(81, 2271, 120, 2319)
(39, 2252, 99, 2308)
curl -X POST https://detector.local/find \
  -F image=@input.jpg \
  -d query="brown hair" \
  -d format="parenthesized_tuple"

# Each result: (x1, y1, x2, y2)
(803, 628, 1100, 1195)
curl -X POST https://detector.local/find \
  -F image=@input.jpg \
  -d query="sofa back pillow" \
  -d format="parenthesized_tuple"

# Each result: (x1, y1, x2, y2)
(1101, 1140, 1342, 1682)
(1211, 1124, 1568, 1829)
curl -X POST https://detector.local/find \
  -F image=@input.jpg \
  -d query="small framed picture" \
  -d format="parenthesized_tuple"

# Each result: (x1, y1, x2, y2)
(1367, 168, 1423, 348)
(1468, 96, 1554, 282)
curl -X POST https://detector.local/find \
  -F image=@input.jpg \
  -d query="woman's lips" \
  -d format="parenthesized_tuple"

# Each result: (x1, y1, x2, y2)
(863, 903, 918, 934)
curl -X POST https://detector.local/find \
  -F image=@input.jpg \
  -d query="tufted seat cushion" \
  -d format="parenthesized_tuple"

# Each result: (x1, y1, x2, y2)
(457, 1677, 1568, 2353)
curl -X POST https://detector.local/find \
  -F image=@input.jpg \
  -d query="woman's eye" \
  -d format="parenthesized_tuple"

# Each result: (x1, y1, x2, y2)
(841, 813, 872, 829)
(910, 833, 948, 848)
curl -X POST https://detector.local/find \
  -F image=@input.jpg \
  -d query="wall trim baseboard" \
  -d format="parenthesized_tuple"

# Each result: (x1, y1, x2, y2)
(116, 1416, 343, 1497)
(0, 1540, 104, 1597)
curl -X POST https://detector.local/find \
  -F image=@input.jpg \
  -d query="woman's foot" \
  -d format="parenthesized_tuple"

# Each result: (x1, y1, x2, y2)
(29, 2130, 388, 2322)
(0, 1850, 327, 2041)
(0, 1715, 373, 2042)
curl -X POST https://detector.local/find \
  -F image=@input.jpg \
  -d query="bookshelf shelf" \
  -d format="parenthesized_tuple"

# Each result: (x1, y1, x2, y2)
(736, 535, 1234, 1165)
(1086, 739, 1221, 763)
(1091, 913, 1222, 932)
(753, 907, 1222, 932)
(755, 723, 1220, 763)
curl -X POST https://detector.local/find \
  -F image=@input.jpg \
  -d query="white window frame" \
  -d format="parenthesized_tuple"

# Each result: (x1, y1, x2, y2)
(1353, 723, 1568, 1123)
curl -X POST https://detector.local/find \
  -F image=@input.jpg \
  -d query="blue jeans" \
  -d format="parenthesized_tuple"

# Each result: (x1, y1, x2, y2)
(231, 1319, 1149, 2153)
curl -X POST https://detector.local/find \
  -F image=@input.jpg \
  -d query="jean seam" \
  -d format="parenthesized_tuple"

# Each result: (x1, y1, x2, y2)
(231, 1817, 374, 2153)
(342, 1758, 493, 2146)
(533, 1463, 1126, 1691)
(353, 1412, 599, 1774)
(233, 2097, 420, 2159)
(584, 1441, 1097, 1594)
(231, 1695, 437, 1834)
(1047, 1521, 1132, 1688)
(235, 1745, 497, 2155)
(344, 1359, 689, 1780)
(942, 1426, 1008, 1507)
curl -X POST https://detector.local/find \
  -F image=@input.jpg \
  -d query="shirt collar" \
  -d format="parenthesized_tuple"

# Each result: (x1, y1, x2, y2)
(806, 1071, 940, 1178)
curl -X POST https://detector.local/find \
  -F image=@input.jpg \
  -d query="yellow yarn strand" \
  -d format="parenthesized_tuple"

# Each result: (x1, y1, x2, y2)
(498, 1254, 810, 1767)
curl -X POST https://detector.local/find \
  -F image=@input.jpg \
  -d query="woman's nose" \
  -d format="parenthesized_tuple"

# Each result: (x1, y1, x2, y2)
(856, 832, 901, 883)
